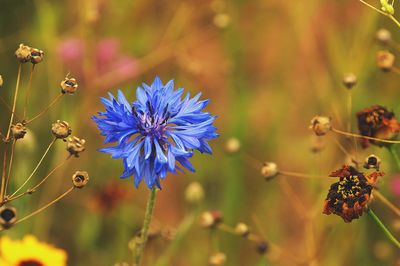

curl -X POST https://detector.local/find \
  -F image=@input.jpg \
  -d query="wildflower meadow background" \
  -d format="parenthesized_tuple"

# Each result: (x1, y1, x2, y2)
(0, 0, 400, 265)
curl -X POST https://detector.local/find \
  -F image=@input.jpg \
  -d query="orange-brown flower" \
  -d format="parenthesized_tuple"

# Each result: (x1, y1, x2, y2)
(323, 165, 384, 223)
(356, 105, 400, 147)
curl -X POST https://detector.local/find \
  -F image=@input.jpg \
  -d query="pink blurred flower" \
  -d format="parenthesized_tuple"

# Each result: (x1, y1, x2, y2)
(390, 175, 400, 197)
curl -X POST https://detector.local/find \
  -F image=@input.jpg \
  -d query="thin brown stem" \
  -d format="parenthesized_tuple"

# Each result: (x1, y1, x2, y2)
(4, 140, 16, 196)
(278, 170, 326, 179)
(217, 223, 262, 242)
(374, 190, 400, 217)
(10, 138, 57, 197)
(23, 64, 35, 119)
(6, 64, 22, 140)
(25, 93, 63, 124)
(0, 96, 22, 121)
(0, 147, 8, 200)
(332, 127, 400, 144)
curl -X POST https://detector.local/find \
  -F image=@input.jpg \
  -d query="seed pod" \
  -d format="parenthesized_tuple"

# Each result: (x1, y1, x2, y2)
(342, 73, 357, 89)
(364, 154, 381, 170)
(209, 252, 227, 266)
(51, 120, 71, 139)
(0, 75, 3, 87)
(261, 162, 278, 180)
(0, 206, 17, 229)
(185, 181, 204, 204)
(72, 171, 89, 188)
(234, 222, 250, 237)
(15, 44, 32, 63)
(224, 137, 241, 154)
(30, 48, 44, 64)
(67, 136, 86, 157)
(200, 210, 223, 228)
(11, 123, 27, 140)
(309, 116, 332, 136)
(61, 76, 78, 95)
(376, 29, 391, 45)
(377, 50, 395, 72)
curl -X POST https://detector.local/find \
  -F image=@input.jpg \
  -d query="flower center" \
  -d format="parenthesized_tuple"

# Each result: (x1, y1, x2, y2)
(18, 260, 44, 266)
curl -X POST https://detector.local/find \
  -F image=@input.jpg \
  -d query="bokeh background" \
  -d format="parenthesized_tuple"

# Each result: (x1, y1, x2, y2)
(0, 0, 400, 265)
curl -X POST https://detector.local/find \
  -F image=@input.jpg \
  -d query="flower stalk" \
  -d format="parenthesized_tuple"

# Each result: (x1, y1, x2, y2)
(366, 208, 400, 249)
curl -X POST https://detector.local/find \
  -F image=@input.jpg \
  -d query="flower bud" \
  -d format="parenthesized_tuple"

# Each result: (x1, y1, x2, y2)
(209, 252, 226, 266)
(0, 206, 17, 229)
(363, 154, 381, 170)
(11, 123, 27, 140)
(256, 241, 269, 254)
(376, 29, 391, 45)
(30, 48, 44, 64)
(72, 171, 89, 188)
(185, 181, 204, 204)
(15, 44, 32, 63)
(309, 116, 332, 136)
(261, 162, 278, 180)
(67, 136, 86, 157)
(342, 73, 357, 89)
(61, 76, 78, 95)
(377, 50, 395, 71)
(200, 210, 223, 228)
(224, 137, 241, 154)
(51, 120, 71, 139)
(234, 222, 250, 237)
(0, 75, 3, 87)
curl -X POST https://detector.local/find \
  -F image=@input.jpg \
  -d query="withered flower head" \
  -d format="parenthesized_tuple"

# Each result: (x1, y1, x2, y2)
(30, 48, 44, 64)
(15, 44, 32, 63)
(377, 50, 395, 71)
(234, 222, 250, 237)
(72, 171, 89, 188)
(200, 210, 223, 228)
(66, 136, 86, 157)
(0, 206, 17, 229)
(342, 73, 357, 89)
(376, 29, 392, 45)
(11, 123, 27, 140)
(309, 116, 332, 136)
(323, 165, 384, 223)
(363, 154, 381, 170)
(51, 120, 71, 139)
(261, 162, 278, 180)
(356, 105, 400, 147)
(61, 76, 78, 95)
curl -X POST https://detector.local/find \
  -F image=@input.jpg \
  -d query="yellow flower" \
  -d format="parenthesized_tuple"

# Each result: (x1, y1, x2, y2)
(0, 235, 67, 266)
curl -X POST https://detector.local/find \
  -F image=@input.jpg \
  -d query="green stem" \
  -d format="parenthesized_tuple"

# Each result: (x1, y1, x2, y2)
(133, 187, 157, 266)
(366, 208, 400, 249)
(388, 145, 400, 171)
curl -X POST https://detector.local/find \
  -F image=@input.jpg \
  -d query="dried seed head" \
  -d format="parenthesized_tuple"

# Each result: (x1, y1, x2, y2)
(364, 154, 381, 170)
(309, 116, 332, 136)
(234, 222, 250, 237)
(224, 137, 241, 154)
(15, 44, 32, 63)
(256, 241, 269, 254)
(342, 73, 357, 89)
(376, 29, 392, 45)
(185, 181, 205, 204)
(200, 210, 223, 228)
(0, 206, 17, 229)
(72, 171, 89, 188)
(51, 120, 72, 139)
(11, 123, 27, 140)
(209, 252, 227, 266)
(30, 48, 44, 64)
(261, 162, 278, 180)
(61, 76, 78, 95)
(0, 75, 3, 87)
(377, 50, 395, 72)
(67, 136, 86, 157)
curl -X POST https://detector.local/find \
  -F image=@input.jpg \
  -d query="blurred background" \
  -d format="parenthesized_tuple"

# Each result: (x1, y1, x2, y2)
(0, 0, 400, 265)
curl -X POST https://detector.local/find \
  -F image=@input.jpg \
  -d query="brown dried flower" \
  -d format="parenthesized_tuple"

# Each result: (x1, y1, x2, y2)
(0, 206, 17, 229)
(67, 136, 86, 157)
(15, 44, 32, 63)
(51, 120, 71, 139)
(377, 50, 395, 71)
(309, 116, 332, 136)
(30, 48, 44, 64)
(10, 123, 27, 140)
(61, 76, 78, 95)
(72, 171, 89, 188)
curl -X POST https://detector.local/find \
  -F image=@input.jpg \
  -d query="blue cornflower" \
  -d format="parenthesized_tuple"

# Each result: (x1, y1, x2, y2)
(92, 77, 218, 189)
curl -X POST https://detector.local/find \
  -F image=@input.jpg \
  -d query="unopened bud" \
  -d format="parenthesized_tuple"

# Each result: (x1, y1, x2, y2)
(72, 171, 89, 188)
(11, 123, 27, 140)
(61, 76, 78, 95)
(15, 44, 31, 63)
(200, 210, 223, 228)
(0, 206, 17, 229)
(377, 50, 395, 71)
(224, 137, 241, 154)
(67, 136, 86, 157)
(209, 252, 226, 266)
(342, 73, 357, 89)
(376, 29, 392, 45)
(30, 48, 44, 64)
(261, 162, 278, 180)
(51, 120, 71, 139)
(364, 154, 381, 170)
(185, 181, 204, 204)
(309, 116, 332, 136)
(234, 222, 250, 237)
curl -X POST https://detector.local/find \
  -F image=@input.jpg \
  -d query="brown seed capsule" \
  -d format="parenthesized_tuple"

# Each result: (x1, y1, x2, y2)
(200, 210, 223, 228)
(376, 29, 391, 45)
(234, 222, 250, 237)
(256, 241, 269, 254)
(30, 48, 44, 64)
(0, 75, 3, 87)
(67, 136, 86, 157)
(342, 73, 357, 89)
(11, 123, 27, 140)
(224, 137, 241, 154)
(61, 76, 78, 95)
(0, 206, 17, 229)
(377, 50, 395, 72)
(51, 120, 71, 139)
(261, 162, 278, 180)
(363, 154, 381, 170)
(209, 252, 227, 266)
(185, 181, 205, 204)
(309, 116, 332, 136)
(15, 44, 32, 63)
(72, 171, 89, 188)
